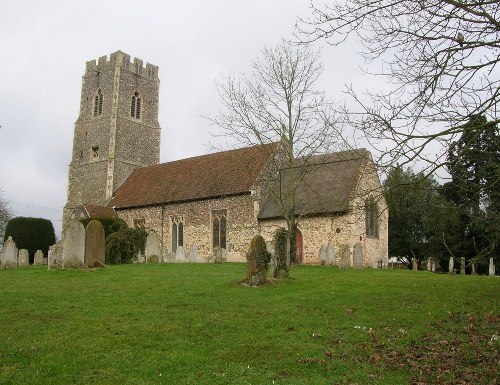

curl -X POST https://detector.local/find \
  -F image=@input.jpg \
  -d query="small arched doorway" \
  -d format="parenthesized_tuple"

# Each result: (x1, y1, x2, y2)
(295, 228, 303, 264)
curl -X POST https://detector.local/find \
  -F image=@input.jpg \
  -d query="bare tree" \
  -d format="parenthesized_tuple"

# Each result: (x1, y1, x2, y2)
(0, 188, 13, 241)
(298, 1, 499, 181)
(211, 39, 340, 270)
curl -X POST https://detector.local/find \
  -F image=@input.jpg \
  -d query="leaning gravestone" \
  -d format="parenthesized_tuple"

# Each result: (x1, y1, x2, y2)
(327, 241, 335, 265)
(2, 236, 18, 269)
(34, 250, 44, 265)
(489, 258, 495, 277)
(188, 245, 198, 263)
(146, 232, 162, 263)
(18, 249, 29, 266)
(62, 219, 85, 269)
(319, 245, 327, 265)
(85, 220, 105, 268)
(175, 246, 185, 263)
(339, 244, 351, 269)
(449, 257, 454, 273)
(353, 243, 363, 269)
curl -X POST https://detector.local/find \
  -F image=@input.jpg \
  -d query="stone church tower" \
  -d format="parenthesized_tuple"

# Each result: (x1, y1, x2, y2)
(63, 51, 161, 228)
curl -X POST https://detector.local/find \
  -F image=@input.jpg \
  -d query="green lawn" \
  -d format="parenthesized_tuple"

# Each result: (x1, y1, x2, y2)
(0, 264, 498, 384)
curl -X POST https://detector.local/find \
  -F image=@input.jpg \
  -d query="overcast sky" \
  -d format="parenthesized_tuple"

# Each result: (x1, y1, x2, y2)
(0, 0, 377, 238)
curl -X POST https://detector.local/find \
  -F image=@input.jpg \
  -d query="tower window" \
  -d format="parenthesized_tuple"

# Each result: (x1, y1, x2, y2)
(93, 89, 103, 117)
(91, 146, 99, 161)
(131, 92, 141, 120)
(212, 209, 227, 250)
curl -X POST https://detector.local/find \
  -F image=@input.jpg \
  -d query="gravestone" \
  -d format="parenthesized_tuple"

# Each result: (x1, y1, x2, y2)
(165, 251, 176, 263)
(426, 258, 432, 271)
(175, 246, 185, 263)
(471, 262, 476, 275)
(319, 245, 327, 265)
(48, 244, 62, 270)
(213, 246, 225, 264)
(449, 257, 454, 273)
(18, 249, 29, 266)
(266, 241, 276, 277)
(412, 258, 418, 271)
(489, 258, 495, 276)
(353, 243, 363, 269)
(460, 257, 465, 275)
(188, 245, 198, 263)
(339, 244, 351, 269)
(327, 241, 335, 265)
(146, 232, 162, 263)
(431, 259, 436, 272)
(62, 219, 85, 269)
(2, 236, 18, 269)
(34, 250, 44, 265)
(85, 220, 105, 268)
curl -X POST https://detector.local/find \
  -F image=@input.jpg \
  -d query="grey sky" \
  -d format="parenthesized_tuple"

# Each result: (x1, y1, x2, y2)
(0, 0, 375, 238)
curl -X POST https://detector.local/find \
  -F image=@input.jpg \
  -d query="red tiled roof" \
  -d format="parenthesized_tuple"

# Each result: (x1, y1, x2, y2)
(110, 143, 279, 209)
(82, 204, 117, 218)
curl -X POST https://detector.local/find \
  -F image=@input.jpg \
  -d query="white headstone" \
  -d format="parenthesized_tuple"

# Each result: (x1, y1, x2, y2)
(2, 236, 18, 269)
(62, 220, 85, 269)
(489, 258, 495, 277)
(146, 232, 162, 263)
(34, 250, 44, 265)
(18, 249, 29, 266)
(327, 242, 335, 265)
(175, 246, 185, 263)
(449, 257, 454, 273)
(319, 245, 326, 265)
(188, 245, 198, 263)
(353, 243, 363, 269)
(48, 244, 62, 270)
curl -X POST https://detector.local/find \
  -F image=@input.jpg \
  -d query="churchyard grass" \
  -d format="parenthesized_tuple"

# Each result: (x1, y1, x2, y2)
(0, 264, 498, 385)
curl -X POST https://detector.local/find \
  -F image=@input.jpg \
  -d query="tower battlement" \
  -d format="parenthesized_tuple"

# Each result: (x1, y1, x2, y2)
(85, 50, 158, 79)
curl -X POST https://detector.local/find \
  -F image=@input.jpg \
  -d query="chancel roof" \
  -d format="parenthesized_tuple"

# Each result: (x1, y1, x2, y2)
(257, 149, 372, 219)
(110, 143, 278, 209)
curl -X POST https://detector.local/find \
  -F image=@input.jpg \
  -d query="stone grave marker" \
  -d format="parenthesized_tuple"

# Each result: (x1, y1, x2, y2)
(460, 257, 465, 275)
(85, 220, 105, 268)
(353, 243, 363, 269)
(327, 241, 335, 265)
(146, 232, 162, 263)
(339, 244, 351, 269)
(489, 258, 495, 276)
(431, 259, 436, 272)
(319, 245, 327, 265)
(18, 249, 29, 266)
(412, 258, 418, 271)
(2, 236, 18, 269)
(426, 258, 432, 271)
(62, 219, 86, 269)
(175, 246, 185, 263)
(188, 245, 198, 263)
(449, 257, 454, 273)
(34, 250, 44, 265)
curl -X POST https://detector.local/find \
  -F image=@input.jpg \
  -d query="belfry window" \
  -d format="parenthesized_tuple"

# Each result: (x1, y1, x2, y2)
(365, 197, 379, 238)
(212, 209, 227, 249)
(171, 216, 184, 253)
(91, 146, 99, 161)
(131, 92, 141, 119)
(93, 89, 103, 117)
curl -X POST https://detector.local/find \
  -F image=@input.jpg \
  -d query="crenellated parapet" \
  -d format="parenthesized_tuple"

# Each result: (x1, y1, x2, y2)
(85, 50, 158, 79)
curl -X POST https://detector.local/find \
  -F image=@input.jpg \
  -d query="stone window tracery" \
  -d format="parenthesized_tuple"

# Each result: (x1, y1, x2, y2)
(93, 89, 103, 117)
(365, 197, 379, 238)
(131, 91, 141, 120)
(212, 209, 227, 249)
(134, 218, 146, 229)
(171, 216, 184, 253)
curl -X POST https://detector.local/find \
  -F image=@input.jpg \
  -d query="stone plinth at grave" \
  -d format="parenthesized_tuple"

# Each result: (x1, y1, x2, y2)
(146, 232, 162, 263)
(62, 220, 85, 269)
(34, 250, 44, 265)
(327, 242, 335, 265)
(85, 220, 105, 268)
(2, 236, 18, 269)
(18, 249, 29, 266)
(188, 245, 198, 263)
(353, 243, 363, 269)
(339, 244, 351, 269)
(319, 245, 326, 265)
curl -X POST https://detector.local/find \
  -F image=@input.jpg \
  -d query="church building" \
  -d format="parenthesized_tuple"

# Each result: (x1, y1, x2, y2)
(64, 51, 388, 267)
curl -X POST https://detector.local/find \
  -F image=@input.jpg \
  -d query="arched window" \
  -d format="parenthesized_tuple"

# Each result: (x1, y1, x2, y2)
(93, 89, 103, 117)
(212, 209, 227, 249)
(365, 197, 379, 238)
(131, 91, 141, 119)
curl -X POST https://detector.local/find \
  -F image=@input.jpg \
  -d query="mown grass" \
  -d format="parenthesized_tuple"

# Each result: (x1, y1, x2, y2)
(0, 264, 498, 385)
